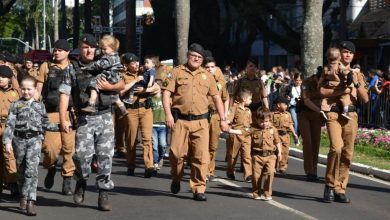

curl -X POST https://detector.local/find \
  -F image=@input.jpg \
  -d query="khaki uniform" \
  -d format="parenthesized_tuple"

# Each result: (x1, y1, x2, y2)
(0, 86, 19, 184)
(37, 62, 76, 177)
(272, 111, 293, 172)
(207, 67, 229, 176)
(122, 71, 154, 170)
(162, 64, 218, 194)
(298, 75, 322, 176)
(226, 104, 252, 179)
(322, 72, 367, 194)
(251, 126, 280, 198)
(155, 64, 172, 81)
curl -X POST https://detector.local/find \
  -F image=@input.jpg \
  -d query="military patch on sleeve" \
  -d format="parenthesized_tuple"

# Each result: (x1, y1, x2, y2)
(217, 83, 222, 91)
(166, 72, 173, 79)
(270, 129, 274, 135)
(11, 91, 17, 97)
(162, 80, 169, 87)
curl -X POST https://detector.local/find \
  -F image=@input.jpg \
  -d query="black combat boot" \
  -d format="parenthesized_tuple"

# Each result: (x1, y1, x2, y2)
(44, 166, 56, 189)
(98, 190, 112, 211)
(26, 200, 37, 216)
(73, 180, 86, 204)
(62, 176, 73, 196)
(323, 185, 335, 203)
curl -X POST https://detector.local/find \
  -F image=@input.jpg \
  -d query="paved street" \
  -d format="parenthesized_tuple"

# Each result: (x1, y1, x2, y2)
(1, 139, 389, 220)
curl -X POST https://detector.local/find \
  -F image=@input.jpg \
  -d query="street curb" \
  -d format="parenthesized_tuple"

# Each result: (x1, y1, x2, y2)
(289, 148, 390, 181)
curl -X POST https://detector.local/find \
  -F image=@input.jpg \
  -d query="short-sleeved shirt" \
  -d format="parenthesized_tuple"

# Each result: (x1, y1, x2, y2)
(251, 126, 280, 152)
(272, 111, 292, 131)
(320, 71, 366, 111)
(233, 76, 267, 103)
(208, 67, 229, 110)
(155, 64, 172, 81)
(301, 74, 322, 108)
(36, 61, 70, 83)
(227, 104, 252, 133)
(161, 64, 218, 115)
(0, 86, 19, 119)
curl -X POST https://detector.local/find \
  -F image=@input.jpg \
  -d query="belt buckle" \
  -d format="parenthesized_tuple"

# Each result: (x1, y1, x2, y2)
(188, 114, 193, 121)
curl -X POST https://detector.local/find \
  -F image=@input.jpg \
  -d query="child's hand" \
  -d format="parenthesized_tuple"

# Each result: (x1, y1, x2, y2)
(5, 143, 13, 154)
(277, 152, 282, 161)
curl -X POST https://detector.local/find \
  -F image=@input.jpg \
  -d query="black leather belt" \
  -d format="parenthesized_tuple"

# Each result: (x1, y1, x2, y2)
(79, 108, 111, 116)
(253, 150, 275, 157)
(178, 112, 209, 121)
(125, 102, 146, 109)
(329, 105, 356, 113)
(14, 130, 41, 139)
(278, 130, 288, 136)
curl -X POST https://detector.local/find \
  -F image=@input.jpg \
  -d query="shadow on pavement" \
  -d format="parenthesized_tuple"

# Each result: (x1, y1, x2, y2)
(113, 186, 192, 200)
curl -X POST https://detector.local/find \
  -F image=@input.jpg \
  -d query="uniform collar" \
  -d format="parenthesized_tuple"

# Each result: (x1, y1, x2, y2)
(50, 60, 70, 69)
(182, 64, 205, 76)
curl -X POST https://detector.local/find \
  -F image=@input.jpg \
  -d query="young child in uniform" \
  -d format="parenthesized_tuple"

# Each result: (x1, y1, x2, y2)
(226, 89, 253, 182)
(123, 55, 156, 104)
(318, 47, 353, 120)
(272, 96, 298, 174)
(80, 35, 127, 118)
(3, 76, 59, 216)
(251, 109, 281, 201)
(151, 79, 167, 171)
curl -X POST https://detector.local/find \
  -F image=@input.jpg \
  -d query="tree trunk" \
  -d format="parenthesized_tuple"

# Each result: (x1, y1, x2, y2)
(60, 0, 67, 39)
(175, 0, 190, 65)
(84, 0, 92, 33)
(34, 20, 39, 49)
(73, 0, 80, 49)
(101, 0, 110, 35)
(54, 0, 59, 41)
(125, 0, 136, 53)
(303, 0, 323, 76)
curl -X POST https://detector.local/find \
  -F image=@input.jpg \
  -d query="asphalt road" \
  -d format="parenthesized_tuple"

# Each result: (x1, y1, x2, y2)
(1, 139, 389, 220)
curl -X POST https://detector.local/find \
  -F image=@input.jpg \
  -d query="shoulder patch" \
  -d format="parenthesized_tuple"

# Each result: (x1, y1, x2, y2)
(162, 80, 169, 87)
(166, 72, 173, 79)
(270, 129, 274, 135)
(10, 91, 17, 97)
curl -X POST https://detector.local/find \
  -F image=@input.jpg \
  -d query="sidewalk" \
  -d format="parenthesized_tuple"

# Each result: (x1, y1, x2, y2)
(289, 147, 390, 181)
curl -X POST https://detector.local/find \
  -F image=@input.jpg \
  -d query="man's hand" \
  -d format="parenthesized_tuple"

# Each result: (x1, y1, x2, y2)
(166, 114, 175, 129)
(5, 143, 13, 154)
(97, 77, 112, 91)
(220, 120, 229, 132)
(133, 87, 146, 94)
(352, 70, 359, 85)
(60, 120, 72, 133)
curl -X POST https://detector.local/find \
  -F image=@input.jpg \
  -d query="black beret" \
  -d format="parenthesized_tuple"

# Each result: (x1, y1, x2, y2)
(79, 34, 98, 48)
(203, 49, 213, 59)
(188, 43, 205, 57)
(122, 53, 139, 63)
(339, 41, 356, 53)
(273, 96, 289, 105)
(247, 57, 258, 67)
(0, 65, 14, 78)
(0, 54, 6, 61)
(53, 39, 71, 51)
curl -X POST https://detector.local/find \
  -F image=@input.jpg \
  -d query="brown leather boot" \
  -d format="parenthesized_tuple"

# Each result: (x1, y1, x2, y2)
(19, 197, 27, 210)
(26, 200, 37, 216)
(98, 190, 112, 211)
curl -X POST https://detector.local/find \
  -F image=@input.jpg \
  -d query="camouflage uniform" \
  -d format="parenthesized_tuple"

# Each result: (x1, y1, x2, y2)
(59, 60, 115, 191)
(2, 99, 59, 201)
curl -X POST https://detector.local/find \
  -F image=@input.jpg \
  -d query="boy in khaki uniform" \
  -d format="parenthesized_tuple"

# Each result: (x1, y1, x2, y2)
(250, 109, 281, 200)
(272, 96, 298, 174)
(205, 57, 229, 181)
(162, 43, 228, 201)
(226, 89, 252, 182)
(0, 65, 19, 196)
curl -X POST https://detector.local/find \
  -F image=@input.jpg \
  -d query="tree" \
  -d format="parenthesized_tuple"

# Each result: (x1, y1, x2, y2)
(73, 0, 79, 49)
(125, 0, 136, 52)
(60, 0, 67, 38)
(0, 0, 16, 16)
(303, 0, 323, 76)
(54, 0, 59, 41)
(175, 0, 190, 64)
(84, 0, 92, 33)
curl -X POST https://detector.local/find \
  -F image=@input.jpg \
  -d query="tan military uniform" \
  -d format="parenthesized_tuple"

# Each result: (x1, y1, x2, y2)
(155, 64, 172, 81)
(0, 86, 19, 184)
(226, 103, 252, 179)
(207, 67, 229, 177)
(233, 76, 267, 105)
(298, 75, 322, 176)
(37, 62, 76, 177)
(162, 64, 218, 194)
(322, 71, 367, 194)
(251, 125, 280, 198)
(122, 70, 154, 170)
(272, 111, 293, 172)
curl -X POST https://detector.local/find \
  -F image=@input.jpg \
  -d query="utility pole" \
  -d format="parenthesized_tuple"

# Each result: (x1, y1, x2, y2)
(43, 0, 47, 49)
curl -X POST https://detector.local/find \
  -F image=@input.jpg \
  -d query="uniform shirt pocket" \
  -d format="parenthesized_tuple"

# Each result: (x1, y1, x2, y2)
(177, 78, 189, 94)
(198, 79, 209, 96)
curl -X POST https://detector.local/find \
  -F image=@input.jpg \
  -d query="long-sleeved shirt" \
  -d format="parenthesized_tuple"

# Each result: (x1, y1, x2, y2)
(2, 99, 59, 144)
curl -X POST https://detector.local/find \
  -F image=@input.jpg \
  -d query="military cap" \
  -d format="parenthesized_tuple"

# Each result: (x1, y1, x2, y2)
(203, 49, 213, 59)
(273, 96, 289, 105)
(122, 53, 139, 63)
(0, 65, 14, 78)
(188, 43, 205, 57)
(247, 57, 258, 67)
(0, 54, 6, 61)
(53, 39, 71, 51)
(339, 41, 356, 53)
(79, 33, 98, 48)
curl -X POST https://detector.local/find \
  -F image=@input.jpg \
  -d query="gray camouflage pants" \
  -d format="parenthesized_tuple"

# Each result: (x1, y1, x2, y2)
(13, 136, 43, 201)
(73, 112, 115, 190)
